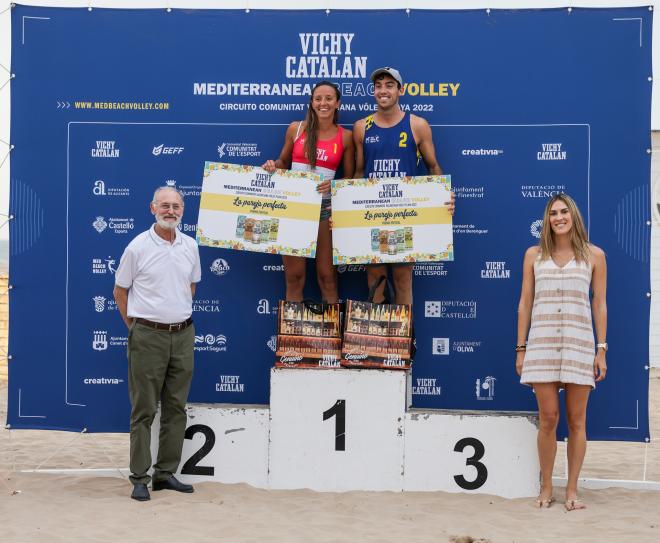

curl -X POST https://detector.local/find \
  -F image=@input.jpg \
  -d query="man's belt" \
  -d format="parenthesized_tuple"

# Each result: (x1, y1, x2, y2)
(135, 317, 193, 332)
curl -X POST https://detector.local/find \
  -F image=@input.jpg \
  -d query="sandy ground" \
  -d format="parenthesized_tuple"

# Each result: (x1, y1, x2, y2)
(2, 374, 660, 543)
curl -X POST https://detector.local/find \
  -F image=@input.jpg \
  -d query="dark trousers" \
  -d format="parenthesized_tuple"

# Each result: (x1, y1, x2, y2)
(127, 322, 194, 485)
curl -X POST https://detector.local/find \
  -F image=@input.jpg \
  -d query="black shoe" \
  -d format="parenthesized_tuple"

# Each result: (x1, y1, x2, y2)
(152, 475, 194, 493)
(131, 483, 150, 501)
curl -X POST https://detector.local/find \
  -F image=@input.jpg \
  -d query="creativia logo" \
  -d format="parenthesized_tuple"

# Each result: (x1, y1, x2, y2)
(153, 144, 184, 156)
(93, 216, 108, 233)
(92, 330, 108, 351)
(262, 264, 285, 272)
(92, 257, 116, 274)
(267, 335, 277, 353)
(476, 376, 496, 400)
(93, 180, 106, 195)
(530, 219, 543, 239)
(461, 148, 503, 157)
(432, 338, 449, 355)
(92, 296, 106, 313)
(210, 258, 230, 276)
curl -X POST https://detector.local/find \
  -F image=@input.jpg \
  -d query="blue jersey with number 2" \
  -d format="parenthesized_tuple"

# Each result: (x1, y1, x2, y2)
(363, 112, 420, 178)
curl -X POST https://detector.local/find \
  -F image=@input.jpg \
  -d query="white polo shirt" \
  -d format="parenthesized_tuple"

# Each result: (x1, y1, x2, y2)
(115, 225, 202, 324)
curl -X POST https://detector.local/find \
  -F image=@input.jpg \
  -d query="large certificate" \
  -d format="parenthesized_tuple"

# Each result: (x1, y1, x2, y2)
(196, 162, 322, 257)
(331, 175, 453, 264)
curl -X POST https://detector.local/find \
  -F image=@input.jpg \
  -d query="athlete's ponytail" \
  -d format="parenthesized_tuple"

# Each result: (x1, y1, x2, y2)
(304, 81, 341, 169)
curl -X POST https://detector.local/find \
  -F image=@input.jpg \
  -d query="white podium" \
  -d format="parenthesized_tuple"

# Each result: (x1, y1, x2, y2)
(152, 368, 540, 498)
(269, 368, 407, 491)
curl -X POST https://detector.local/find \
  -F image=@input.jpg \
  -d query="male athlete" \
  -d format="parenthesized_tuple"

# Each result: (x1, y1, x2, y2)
(353, 66, 455, 304)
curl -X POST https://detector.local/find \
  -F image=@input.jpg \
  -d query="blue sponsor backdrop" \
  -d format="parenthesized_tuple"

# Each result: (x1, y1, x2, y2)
(8, 7, 651, 440)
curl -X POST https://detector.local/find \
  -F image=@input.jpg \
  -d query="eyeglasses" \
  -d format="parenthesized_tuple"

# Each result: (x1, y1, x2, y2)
(157, 203, 182, 211)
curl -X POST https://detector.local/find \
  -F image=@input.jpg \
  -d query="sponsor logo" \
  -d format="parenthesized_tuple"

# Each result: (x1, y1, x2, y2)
(263, 264, 285, 272)
(344, 349, 368, 361)
(215, 374, 245, 392)
(432, 338, 482, 355)
(481, 261, 510, 279)
(461, 148, 503, 156)
(194, 333, 227, 352)
(537, 143, 566, 160)
(432, 338, 449, 355)
(412, 377, 442, 396)
(83, 377, 124, 385)
(530, 219, 543, 239)
(267, 335, 277, 352)
(476, 376, 496, 400)
(414, 263, 447, 277)
(280, 351, 304, 365)
(453, 224, 488, 235)
(192, 298, 221, 313)
(152, 144, 184, 156)
(92, 296, 117, 312)
(92, 330, 127, 349)
(93, 179, 130, 197)
(91, 140, 119, 158)
(520, 184, 565, 198)
(92, 216, 108, 233)
(286, 33, 366, 79)
(93, 216, 135, 234)
(165, 178, 201, 197)
(453, 186, 485, 199)
(210, 258, 230, 276)
(218, 142, 261, 159)
(365, 135, 380, 144)
(92, 257, 116, 274)
(319, 354, 340, 368)
(425, 300, 477, 319)
(257, 299, 278, 315)
(337, 264, 367, 273)
(383, 354, 405, 367)
(453, 340, 482, 353)
(178, 223, 197, 233)
(92, 330, 108, 351)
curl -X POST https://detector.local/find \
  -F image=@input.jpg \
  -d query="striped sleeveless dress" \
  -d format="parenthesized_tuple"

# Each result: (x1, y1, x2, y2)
(520, 257, 596, 387)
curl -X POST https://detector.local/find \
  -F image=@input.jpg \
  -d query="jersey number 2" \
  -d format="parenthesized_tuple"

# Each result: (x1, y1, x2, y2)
(399, 132, 407, 148)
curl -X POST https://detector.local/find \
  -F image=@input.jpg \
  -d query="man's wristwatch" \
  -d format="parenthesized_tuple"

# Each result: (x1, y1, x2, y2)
(596, 342, 608, 352)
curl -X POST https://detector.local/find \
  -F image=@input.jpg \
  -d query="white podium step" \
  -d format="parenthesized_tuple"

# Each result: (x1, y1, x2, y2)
(151, 368, 540, 498)
(151, 403, 269, 488)
(403, 409, 540, 499)
(269, 368, 407, 491)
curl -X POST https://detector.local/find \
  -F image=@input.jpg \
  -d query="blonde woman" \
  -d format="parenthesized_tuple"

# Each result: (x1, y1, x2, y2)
(516, 194, 607, 511)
